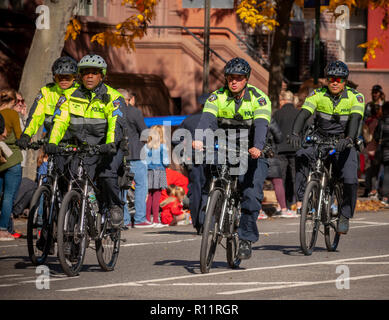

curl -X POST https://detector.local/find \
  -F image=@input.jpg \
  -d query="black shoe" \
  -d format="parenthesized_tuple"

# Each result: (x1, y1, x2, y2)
(110, 205, 123, 228)
(237, 240, 252, 260)
(337, 215, 349, 234)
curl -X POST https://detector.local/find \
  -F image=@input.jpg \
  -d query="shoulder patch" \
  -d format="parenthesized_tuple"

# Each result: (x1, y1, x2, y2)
(35, 91, 43, 102)
(112, 108, 123, 118)
(56, 95, 67, 108)
(356, 95, 364, 103)
(208, 94, 218, 102)
(257, 97, 267, 106)
(308, 90, 316, 97)
(113, 98, 122, 108)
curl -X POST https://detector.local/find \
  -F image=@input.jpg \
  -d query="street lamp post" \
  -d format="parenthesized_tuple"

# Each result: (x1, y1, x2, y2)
(203, 0, 210, 93)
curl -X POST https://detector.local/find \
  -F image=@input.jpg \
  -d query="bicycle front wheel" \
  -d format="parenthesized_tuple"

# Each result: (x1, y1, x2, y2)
(57, 190, 87, 277)
(27, 185, 53, 265)
(200, 189, 224, 273)
(325, 183, 342, 252)
(226, 204, 241, 268)
(95, 212, 121, 271)
(300, 180, 320, 256)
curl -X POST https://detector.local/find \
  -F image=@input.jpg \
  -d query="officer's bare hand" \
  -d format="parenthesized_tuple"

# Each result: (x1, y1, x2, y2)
(192, 140, 203, 150)
(249, 147, 261, 159)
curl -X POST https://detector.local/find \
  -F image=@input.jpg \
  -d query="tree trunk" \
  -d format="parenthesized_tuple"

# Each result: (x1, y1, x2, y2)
(268, 0, 294, 111)
(18, 0, 78, 180)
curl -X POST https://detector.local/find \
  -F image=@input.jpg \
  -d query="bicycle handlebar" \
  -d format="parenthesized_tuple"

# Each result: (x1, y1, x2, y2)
(26, 140, 46, 150)
(303, 135, 353, 155)
(59, 144, 101, 155)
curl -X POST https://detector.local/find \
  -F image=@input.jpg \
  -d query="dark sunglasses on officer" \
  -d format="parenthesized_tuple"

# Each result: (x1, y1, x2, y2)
(327, 77, 346, 84)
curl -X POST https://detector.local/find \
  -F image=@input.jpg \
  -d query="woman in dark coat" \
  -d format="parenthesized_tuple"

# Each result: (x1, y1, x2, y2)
(374, 102, 389, 205)
(265, 119, 297, 218)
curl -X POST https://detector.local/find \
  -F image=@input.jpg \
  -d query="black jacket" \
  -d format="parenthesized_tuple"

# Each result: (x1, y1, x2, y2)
(123, 105, 148, 160)
(374, 114, 389, 162)
(272, 103, 300, 154)
(266, 119, 283, 179)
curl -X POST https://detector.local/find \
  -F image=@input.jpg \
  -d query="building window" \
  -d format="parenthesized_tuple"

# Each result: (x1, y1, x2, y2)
(74, 0, 94, 17)
(96, 0, 107, 17)
(339, 8, 367, 64)
(0, 0, 23, 10)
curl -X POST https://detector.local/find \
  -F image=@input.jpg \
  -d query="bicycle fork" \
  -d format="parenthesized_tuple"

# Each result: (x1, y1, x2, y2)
(217, 182, 231, 237)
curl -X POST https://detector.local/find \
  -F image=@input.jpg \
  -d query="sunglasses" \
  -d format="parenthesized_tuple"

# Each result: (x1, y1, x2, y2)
(80, 70, 101, 76)
(17, 98, 25, 104)
(327, 77, 346, 84)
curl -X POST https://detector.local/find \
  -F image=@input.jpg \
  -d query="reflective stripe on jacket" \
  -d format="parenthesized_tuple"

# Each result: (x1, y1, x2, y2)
(49, 82, 127, 146)
(302, 86, 365, 135)
(24, 82, 78, 137)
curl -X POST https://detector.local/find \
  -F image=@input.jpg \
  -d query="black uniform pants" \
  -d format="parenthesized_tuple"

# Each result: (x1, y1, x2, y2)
(187, 164, 209, 231)
(68, 149, 124, 209)
(295, 146, 358, 219)
(237, 157, 268, 243)
(278, 153, 297, 207)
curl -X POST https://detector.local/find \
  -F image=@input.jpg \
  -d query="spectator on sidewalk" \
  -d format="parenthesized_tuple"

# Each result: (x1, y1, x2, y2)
(0, 89, 23, 241)
(365, 85, 385, 120)
(160, 185, 188, 226)
(373, 102, 389, 205)
(117, 88, 149, 228)
(264, 119, 297, 218)
(362, 105, 380, 198)
(272, 90, 300, 209)
(13, 92, 27, 172)
(144, 125, 169, 227)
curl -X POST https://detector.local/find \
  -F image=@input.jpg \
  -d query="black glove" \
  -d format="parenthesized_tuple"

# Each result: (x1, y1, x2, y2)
(16, 134, 31, 150)
(44, 143, 59, 154)
(287, 133, 301, 149)
(336, 137, 353, 152)
(100, 142, 117, 154)
(119, 138, 129, 156)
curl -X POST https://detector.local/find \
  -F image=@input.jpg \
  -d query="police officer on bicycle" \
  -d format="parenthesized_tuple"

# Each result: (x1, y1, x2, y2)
(46, 54, 128, 229)
(16, 56, 79, 148)
(289, 60, 365, 235)
(192, 57, 271, 260)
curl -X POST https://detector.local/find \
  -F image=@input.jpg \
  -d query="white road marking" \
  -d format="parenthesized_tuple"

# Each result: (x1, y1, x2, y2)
(0, 274, 24, 279)
(57, 253, 389, 292)
(121, 238, 197, 247)
(218, 273, 389, 295)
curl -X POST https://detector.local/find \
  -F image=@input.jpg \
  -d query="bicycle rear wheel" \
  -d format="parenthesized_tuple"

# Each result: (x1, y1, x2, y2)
(27, 186, 53, 265)
(300, 180, 320, 256)
(325, 183, 342, 252)
(200, 189, 224, 273)
(96, 212, 121, 271)
(226, 204, 241, 268)
(57, 190, 87, 277)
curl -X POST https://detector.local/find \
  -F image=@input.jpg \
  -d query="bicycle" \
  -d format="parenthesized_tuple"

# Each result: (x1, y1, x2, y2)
(56, 144, 121, 277)
(27, 141, 69, 265)
(299, 134, 346, 256)
(199, 145, 249, 273)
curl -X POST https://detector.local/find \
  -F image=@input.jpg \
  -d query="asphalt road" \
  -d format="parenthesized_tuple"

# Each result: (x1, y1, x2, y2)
(1, 210, 389, 304)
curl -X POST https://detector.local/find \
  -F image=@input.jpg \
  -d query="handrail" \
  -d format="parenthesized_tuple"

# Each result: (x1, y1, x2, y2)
(149, 25, 269, 69)
(148, 25, 227, 64)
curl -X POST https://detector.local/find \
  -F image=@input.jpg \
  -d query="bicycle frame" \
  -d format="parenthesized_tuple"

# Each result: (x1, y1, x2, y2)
(207, 164, 239, 238)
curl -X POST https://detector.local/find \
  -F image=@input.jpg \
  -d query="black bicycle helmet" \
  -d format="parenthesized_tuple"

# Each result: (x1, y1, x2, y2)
(52, 56, 78, 75)
(325, 60, 349, 79)
(224, 57, 251, 78)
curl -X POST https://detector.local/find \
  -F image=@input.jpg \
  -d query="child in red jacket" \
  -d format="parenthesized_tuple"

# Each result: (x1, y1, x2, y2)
(160, 185, 187, 226)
